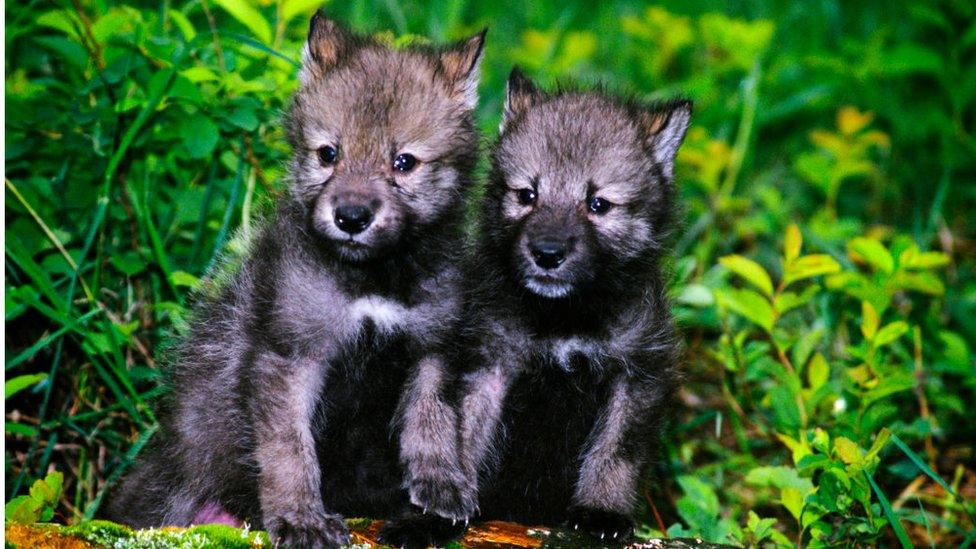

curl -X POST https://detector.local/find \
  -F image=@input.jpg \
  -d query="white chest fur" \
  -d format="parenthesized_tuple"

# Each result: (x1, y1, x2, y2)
(547, 337, 600, 371)
(349, 296, 410, 333)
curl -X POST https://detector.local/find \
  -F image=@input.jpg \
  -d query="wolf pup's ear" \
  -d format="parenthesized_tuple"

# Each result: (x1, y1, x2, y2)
(301, 12, 353, 82)
(501, 67, 541, 132)
(639, 100, 692, 180)
(438, 29, 488, 110)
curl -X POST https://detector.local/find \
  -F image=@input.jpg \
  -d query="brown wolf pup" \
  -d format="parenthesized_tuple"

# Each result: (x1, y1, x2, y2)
(390, 68, 690, 545)
(102, 13, 485, 548)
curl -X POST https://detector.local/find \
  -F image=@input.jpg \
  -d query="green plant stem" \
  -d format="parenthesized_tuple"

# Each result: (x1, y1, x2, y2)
(720, 60, 761, 199)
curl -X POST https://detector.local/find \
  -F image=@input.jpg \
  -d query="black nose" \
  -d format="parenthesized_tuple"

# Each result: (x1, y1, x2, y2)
(334, 205, 373, 235)
(530, 239, 568, 270)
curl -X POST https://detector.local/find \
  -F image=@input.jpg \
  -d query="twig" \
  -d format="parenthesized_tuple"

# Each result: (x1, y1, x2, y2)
(893, 475, 927, 510)
(199, 0, 227, 71)
(913, 326, 938, 468)
(68, 0, 105, 70)
(643, 489, 668, 536)
(241, 134, 273, 194)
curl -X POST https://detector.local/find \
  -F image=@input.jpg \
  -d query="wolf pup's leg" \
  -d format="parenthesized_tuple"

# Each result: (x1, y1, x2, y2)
(250, 351, 349, 547)
(398, 356, 475, 518)
(380, 353, 518, 548)
(568, 374, 670, 540)
(379, 355, 472, 548)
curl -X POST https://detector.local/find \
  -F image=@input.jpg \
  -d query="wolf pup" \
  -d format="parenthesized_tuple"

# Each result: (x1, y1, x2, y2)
(102, 14, 485, 547)
(447, 69, 689, 542)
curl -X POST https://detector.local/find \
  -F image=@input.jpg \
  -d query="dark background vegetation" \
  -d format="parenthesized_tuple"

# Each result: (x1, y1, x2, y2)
(5, 0, 975, 545)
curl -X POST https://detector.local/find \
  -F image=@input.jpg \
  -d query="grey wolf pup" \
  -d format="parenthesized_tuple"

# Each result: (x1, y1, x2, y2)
(102, 13, 485, 548)
(395, 67, 690, 544)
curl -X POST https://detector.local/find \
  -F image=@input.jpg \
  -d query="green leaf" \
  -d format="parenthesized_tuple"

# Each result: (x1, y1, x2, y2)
(938, 331, 972, 374)
(181, 115, 220, 159)
(781, 487, 804, 520)
(213, 0, 272, 43)
(720, 255, 773, 296)
(891, 271, 945, 295)
(110, 251, 148, 276)
(170, 270, 201, 289)
(848, 237, 894, 274)
(36, 10, 78, 37)
(834, 437, 862, 465)
(863, 373, 915, 405)
(675, 283, 714, 307)
(43, 471, 64, 503)
(181, 66, 219, 83)
(777, 432, 812, 464)
(676, 475, 720, 518)
(807, 353, 829, 391)
(715, 288, 774, 332)
(746, 511, 777, 540)
(883, 43, 943, 76)
(864, 428, 891, 463)
(169, 10, 196, 41)
(5, 422, 37, 437)
(783, 254, 841, 286)
(227, 105, 259, 131)
(784, 224, 802, 263)
(282, 0, 326, 23)
(874, 321, 909, 347)
(5, 495, 41, 524)
(861, 301, 879, 341)
(899, 248, 950, 270)
(775, 284, 819, 315)
(745, 466, 814, 492)
(5, 373, 48, 399)
(30, 476, 56, 503)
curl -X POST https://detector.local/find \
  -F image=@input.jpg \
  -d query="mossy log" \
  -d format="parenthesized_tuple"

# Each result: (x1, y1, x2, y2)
(4, 520, 732, 548)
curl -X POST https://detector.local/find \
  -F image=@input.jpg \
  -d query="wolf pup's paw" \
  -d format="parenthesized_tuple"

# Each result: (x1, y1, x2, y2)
(408, 476, 477, 521)
(566, 507, 634, 542)
(266, 511, 350, 549)
(378, 507, 468, 549)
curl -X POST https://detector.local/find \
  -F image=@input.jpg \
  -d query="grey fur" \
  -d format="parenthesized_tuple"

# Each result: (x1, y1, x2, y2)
(448, 68, 690, 540)
(102, 13, 485, 548)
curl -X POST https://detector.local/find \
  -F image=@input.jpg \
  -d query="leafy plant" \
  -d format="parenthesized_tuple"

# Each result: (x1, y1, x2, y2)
(5, 471, 63, 524)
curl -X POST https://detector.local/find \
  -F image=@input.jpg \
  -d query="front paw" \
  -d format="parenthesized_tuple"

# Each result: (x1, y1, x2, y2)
(378, 509, 468, 549)
(266, 511, 350, 548)
(408, 476, 477, 521)
(566, 507, 634, 542)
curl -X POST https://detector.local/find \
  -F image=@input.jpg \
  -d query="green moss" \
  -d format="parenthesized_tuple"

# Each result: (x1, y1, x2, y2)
(184, 524, 270, 548)
(63, 519, 135, 545)
(55, 520, 271, 548)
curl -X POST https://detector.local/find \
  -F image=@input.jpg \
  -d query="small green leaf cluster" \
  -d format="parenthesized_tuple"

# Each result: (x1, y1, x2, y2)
(5, 471, 63, 524)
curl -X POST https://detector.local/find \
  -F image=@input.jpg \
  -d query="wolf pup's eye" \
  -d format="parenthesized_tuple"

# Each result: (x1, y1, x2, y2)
(588, 196, 613, 214)
(515, 188, 537, 206)
(393, 153, 417, 173)
(318, 145, 338, 166)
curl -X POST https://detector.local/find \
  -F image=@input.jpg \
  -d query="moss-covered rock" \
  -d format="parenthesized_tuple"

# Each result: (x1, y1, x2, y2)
(5, 520, 732, 548)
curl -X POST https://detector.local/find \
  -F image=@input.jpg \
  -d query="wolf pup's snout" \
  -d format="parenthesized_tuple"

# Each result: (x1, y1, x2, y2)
(529, 238, 570, 269)
(334, 203, 374, 234)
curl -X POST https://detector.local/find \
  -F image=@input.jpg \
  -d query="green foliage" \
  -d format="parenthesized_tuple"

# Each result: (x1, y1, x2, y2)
(5, 471, 63, 524)
(5, 0, 976, 547)
(7, 519, 273, 548)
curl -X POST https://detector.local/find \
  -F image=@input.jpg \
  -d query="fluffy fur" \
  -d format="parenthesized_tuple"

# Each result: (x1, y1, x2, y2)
(393, 68, 691, 544)
(101, 13, 485, 548)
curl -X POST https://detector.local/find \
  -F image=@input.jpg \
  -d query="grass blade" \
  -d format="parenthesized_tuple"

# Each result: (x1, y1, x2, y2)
(867, 471, 914, 549)
(891, 434, 975, 524)
(83, 424, 158, 519)
(5, 309, 102, 370)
